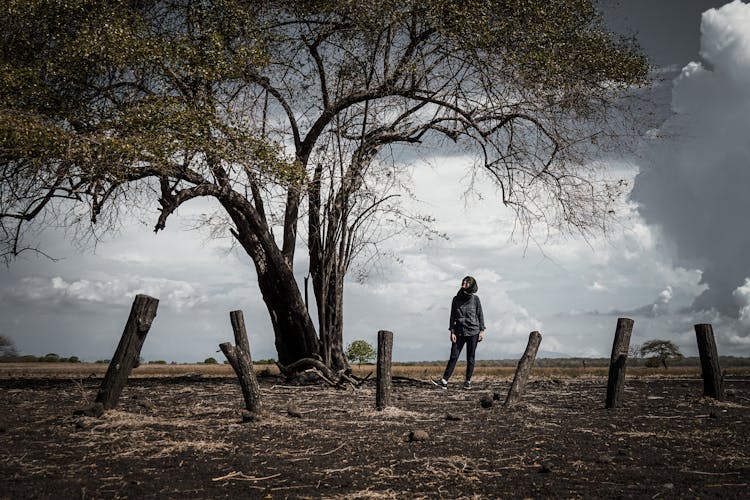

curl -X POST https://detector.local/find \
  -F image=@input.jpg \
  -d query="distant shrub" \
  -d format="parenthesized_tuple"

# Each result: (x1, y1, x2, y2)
(95, 359, 111, 364)
(68, 356, 80, 363)
(20, 355, 38, 362)
(149, 360, 168, 365)
(255, 358, 276, 364)
(203, 357, 218, 364)
(41, 353, 60, 362)
(644, 357, 661, 368)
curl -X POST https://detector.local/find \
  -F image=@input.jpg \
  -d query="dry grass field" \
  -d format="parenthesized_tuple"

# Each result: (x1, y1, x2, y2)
(2, 362, 749, 381)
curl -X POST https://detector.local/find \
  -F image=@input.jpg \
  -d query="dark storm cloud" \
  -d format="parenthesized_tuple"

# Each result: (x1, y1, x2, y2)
(631, 1, 750, 319)
(600, 0, 732, 67)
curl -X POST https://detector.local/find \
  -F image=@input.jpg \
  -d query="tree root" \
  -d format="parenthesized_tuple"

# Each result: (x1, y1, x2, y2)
(276, 359, 368, 388)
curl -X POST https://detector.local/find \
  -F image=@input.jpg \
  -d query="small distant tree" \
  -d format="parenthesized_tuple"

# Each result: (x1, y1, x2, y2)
(346, 340, 376, 366)
(640, 340, 683, 369)
(203, 357, 218, 365)
(0, 334, 18, 358)
(42, 353, 60, 362)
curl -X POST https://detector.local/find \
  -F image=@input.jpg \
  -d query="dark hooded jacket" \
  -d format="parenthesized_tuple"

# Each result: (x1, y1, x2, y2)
(449, 289, 485, 336)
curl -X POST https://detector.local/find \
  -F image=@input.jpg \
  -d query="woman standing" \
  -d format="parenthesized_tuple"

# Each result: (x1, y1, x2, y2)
(432, 276, 485, 390)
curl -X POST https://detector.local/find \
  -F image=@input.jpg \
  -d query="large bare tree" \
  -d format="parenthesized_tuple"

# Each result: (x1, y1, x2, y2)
(1, 0, 648, 372)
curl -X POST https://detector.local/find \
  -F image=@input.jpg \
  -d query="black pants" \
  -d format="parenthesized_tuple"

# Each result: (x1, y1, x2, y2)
(442, 334, 479, 382)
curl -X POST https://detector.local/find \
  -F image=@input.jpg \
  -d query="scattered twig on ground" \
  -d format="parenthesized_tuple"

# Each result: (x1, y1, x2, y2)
(211, 471, 281, 482)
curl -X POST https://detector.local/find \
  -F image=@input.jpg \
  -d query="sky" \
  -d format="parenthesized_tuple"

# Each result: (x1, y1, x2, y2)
(2, 0, 749, 363)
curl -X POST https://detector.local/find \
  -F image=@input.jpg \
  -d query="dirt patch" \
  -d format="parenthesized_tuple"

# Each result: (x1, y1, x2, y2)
(1, 375, 748, 498)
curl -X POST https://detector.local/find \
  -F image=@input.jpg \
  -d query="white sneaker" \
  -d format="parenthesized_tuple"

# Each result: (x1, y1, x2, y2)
(431, 378, 447, 389)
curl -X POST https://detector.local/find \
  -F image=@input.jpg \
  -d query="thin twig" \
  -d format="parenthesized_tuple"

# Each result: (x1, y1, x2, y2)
(319, 444, 346, 456)
(212, 471, 281, 482)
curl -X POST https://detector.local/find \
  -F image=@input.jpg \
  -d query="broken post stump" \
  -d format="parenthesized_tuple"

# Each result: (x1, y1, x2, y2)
(504, 331, 542, 407)
(605, 317, 634, 409)
(95, 294, 159, 410)
(694, 324, 724, 401)
(376, 330, 393, 410)
(219, 310, 262, 419)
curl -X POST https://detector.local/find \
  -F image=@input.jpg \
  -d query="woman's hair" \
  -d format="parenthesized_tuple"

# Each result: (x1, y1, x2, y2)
(462, 276, 478, 294)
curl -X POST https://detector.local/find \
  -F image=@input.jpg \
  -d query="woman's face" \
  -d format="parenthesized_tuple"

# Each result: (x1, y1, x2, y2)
(461, 279, 469, 288)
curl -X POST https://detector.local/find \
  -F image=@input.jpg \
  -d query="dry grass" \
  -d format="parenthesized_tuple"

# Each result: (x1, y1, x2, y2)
(0, 362, 239, 379)
(1, 374, 748, 498)
(2, 362, 749, 380)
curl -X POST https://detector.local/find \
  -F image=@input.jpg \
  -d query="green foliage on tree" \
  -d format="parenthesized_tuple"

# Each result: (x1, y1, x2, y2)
(346, 340, 376, 366)
(640, 340, 683, 369)
(203, 357, 218, 364)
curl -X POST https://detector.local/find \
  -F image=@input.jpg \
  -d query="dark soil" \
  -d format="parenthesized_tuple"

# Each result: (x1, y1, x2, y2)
(1, 375, 748, 498)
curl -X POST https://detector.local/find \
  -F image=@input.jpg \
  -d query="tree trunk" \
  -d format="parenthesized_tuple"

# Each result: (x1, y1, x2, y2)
(316, 272, 349, 372)
(222, 198, 321, 370)
(694, 323, 724, 401)
(307, 146, 380, 375)
(504, 331, 542, 407)
(256, 264, 320, 367)
(96, 295, 159, 410)
(376, 330, 393, 410)
(309, 231, 349, 372)
(605, 317, 634, 409)
(219, 310, 262, 420)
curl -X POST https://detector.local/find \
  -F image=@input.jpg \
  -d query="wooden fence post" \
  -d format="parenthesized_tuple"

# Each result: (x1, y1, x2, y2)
(376, 330, 393, 410)
(219, 310, 263, 420)
(694, 324, 724, 401)
(504, 331, 542, 407)
(95, 294, 159, 410)
(605, 317, 634, 409)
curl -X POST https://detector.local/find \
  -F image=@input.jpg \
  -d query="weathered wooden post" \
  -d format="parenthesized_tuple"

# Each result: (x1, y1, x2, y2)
(219, 310, 263, 421)
(605, 317, 634, 409)
(95, 294, 159, 410)
(376, 330, 393, 410)
(694, 324, 724, 401)
(504, 331, 542, 407)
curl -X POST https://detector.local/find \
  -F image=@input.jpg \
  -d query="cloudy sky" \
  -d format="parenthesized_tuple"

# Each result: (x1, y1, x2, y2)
(2, 0, 750, 363)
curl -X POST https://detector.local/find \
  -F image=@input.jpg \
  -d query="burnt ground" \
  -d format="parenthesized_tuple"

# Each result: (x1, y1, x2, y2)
(0, 375, 748, 499)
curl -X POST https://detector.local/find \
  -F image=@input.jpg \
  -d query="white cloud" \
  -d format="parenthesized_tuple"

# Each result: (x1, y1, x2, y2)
(632, 0, 750, 315)
(651, 285, 674, 316)
(9, 275, 209, 311)
(733, 278, 750, 326)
